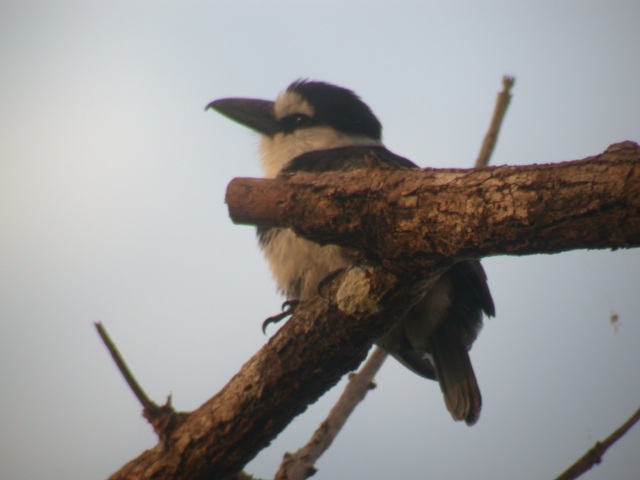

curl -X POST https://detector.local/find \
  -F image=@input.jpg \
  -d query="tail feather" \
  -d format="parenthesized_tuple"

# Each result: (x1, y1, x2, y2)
(429, 320, 482, 426)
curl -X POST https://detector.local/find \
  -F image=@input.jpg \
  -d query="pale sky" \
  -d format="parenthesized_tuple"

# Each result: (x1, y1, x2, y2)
(1, 2, 639, 479)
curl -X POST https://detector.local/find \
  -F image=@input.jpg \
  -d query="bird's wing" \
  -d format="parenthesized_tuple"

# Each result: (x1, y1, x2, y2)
(281, 145, 418, 173)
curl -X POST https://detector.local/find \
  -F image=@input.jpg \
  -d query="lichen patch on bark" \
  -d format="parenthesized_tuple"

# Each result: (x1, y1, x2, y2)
(336, 267, 381, 316)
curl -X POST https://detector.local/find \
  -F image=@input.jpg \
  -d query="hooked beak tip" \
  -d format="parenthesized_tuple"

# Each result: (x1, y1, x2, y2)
(205, 97, 279, 136)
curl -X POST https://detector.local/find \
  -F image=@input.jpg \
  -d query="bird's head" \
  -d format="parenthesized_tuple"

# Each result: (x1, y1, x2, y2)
(206, 80, 383, 177)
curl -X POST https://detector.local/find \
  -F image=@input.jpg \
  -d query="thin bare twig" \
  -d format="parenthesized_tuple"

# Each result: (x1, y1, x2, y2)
(475, 75, 515, 168)
(275, 347, 388, 480)
(95, 321, 183, 442)
(554, 406, 640, 480)
(95, 321, 156, 411)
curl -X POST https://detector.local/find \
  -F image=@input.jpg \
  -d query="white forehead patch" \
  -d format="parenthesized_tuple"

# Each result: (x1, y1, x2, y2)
(273, 90, 315, 120)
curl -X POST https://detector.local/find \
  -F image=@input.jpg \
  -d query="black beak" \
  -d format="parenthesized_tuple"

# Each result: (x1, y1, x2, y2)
(205, 98, 280, 137)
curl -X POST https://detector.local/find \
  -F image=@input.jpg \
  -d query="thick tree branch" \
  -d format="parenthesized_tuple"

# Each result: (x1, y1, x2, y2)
(226, 142, 640, 267)
(110, 143, 639, 479)
(109, 264, 441, 480)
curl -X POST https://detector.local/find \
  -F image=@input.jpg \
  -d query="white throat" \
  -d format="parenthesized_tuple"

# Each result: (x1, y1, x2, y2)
(258, 88, 381, 178)
(259, 128, 381, 178)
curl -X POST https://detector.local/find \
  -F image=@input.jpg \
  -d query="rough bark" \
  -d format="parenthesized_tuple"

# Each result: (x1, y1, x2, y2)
(226, 141, 640, 269)
(109, 264, 435, 480)
(110, 142, 639, 479)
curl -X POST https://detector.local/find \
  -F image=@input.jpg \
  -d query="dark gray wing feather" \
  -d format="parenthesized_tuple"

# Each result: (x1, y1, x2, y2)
(281, 145, 418, 173)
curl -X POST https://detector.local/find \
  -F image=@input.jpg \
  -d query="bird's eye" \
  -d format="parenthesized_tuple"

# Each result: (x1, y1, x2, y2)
(281, 113, 312, 132)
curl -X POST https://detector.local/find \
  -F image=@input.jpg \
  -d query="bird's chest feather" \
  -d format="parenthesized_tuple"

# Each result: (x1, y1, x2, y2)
(259, 227, 352, 300)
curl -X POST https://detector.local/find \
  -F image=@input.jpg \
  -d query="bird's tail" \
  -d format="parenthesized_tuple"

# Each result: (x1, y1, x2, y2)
(429, 320, 482, 426)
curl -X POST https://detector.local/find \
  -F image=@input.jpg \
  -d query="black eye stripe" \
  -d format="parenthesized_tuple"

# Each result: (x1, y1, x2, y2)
(280, 113, 315, 132)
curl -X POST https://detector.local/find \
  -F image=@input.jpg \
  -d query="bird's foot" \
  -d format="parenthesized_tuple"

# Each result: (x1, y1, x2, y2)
(262, 300, 300, 334)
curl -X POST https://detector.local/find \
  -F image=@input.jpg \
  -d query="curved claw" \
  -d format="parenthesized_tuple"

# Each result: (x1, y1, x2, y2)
(262, 300, 301, 334)
(281, 299, 300, 311)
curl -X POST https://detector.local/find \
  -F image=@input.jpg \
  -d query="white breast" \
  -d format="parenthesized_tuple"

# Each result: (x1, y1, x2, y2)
(260, 228, 353, 299)
(258, 130, 379, 298)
